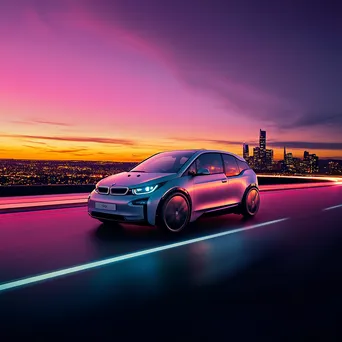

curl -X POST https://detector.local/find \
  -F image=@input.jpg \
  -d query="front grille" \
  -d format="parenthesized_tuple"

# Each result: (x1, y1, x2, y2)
(97, 186, 109, 194)
(91, 211, 126, 221)
(110, 187, 129, 195)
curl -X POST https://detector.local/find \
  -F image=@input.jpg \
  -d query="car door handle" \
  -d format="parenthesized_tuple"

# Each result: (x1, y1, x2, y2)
(221, 179, 228, 183)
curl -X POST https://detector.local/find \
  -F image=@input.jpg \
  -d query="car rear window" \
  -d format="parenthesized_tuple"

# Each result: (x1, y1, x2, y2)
(222, 154, 240, 177)
(236, 159, 250, 172)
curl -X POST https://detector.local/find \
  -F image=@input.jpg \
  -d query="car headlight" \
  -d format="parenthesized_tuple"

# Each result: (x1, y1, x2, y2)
(132, 184, 159, 195)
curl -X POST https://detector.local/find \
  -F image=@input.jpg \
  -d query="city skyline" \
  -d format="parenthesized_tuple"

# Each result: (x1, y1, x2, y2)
(1, 128, 341, 187)
(1, 1, 342, 161)
(1, 156, 341, 188)
(243, 129, 321, 174)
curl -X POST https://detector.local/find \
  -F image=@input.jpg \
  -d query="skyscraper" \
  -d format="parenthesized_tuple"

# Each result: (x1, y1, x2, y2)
(304, 151, 309, 160)
(259, 129, 266, 150)
(284, 146, 287, 161)
(243, 143, 249, 159)
(285, 152, 294, 171)
(303, 152, 319, 173)
(258, 129, 267, 169)
(253, 147, 261, 170)
(266, 149, 274, 170)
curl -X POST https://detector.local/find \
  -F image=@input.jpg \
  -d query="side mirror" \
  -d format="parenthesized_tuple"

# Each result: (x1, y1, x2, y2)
(197, 168, 210, 175)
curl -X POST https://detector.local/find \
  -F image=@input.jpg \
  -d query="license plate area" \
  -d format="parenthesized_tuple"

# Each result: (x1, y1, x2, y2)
(95, 202, 116, 211)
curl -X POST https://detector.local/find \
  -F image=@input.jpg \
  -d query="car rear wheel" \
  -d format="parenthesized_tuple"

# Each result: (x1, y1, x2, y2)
(157, 192, 191, 233)
(240, 187, 260, 218)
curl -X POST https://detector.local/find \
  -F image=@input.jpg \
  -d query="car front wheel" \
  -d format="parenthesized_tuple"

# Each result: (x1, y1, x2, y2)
(156, 192, 191, 233)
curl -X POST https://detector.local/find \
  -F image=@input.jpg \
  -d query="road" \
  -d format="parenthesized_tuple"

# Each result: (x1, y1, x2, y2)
(1, 185, 342, 340)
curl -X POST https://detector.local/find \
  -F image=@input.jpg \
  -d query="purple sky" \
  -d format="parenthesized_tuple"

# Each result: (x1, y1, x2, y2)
(0, 0, 341, 160)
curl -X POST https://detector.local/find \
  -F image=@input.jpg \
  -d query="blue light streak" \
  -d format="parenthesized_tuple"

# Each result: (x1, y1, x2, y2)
(0, 218, 288, 293)
(323, 203, 342, 211)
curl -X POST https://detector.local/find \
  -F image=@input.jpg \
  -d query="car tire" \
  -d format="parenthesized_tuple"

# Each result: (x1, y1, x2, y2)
(156, 192, 191, 234)
(240, 187, 260, 218)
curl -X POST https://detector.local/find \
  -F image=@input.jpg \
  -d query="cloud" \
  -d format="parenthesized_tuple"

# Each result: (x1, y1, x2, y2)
(46, 148, 88, 154)
(33, 119, 72, 126)
(11, 119, 72, 127)
(170, 136, 342, 151)
(0, 134, 135, 146)
(80, 1, 342, 132)
(23, 144, 43, 149)
(268, 141, 342, 150)
(169, 136, 255, 146)
(131, 153, 147, 158)
(283, 112, 342, 128)
(23, 140, 48, 145)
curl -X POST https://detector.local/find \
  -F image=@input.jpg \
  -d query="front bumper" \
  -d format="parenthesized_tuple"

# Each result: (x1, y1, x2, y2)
(88, 191, 149, 225)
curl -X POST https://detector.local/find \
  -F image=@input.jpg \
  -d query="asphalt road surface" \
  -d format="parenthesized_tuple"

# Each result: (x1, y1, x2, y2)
(1, 185, 342, 341)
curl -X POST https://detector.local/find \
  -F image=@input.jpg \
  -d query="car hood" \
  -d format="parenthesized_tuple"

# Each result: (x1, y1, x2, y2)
(98, 172, 178, 187)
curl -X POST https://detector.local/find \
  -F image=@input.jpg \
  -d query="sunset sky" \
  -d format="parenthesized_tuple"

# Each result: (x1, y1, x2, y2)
(1, 0, 342, 162)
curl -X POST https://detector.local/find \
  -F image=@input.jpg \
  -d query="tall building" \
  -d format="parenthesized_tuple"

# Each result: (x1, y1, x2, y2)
(253, 147, 262, 170)
(243, 143, 249, 159)
(304, 151, 309, 159)
(258, 129, 267, 170)
(259, 129, 266, 150)
(285, 152, 294, 172)
(266, 149, 274, 170)
(294, 158, 307, 174)
(284, 146, 287, 161)
(246, 156, 255, 169)
(303, 151, 319, 173)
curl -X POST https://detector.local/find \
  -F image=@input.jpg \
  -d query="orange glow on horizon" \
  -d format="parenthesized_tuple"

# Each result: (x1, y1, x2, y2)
(0, 136, 340, 162)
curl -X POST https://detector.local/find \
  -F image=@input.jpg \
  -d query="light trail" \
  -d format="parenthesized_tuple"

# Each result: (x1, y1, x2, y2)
(322, 204, 342, 211)
(0, 217, 289, 293)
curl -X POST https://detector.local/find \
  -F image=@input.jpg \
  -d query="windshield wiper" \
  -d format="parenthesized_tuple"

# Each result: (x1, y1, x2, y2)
(130, 170, 146, 173)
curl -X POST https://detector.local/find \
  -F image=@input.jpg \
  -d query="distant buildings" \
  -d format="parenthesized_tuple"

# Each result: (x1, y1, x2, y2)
(328, 161, 342, 174)
(259, 129, 266, 150)
(243, 143, 249, 159)
(246, 129, 274, 171)
(303, 151, 319, 173)
(243, 130, 323, 174)
(265, 149, 274, 170)
(253, 146, 261, 169)
(283, 146, 295, 172)
(0, 160, 138, 186)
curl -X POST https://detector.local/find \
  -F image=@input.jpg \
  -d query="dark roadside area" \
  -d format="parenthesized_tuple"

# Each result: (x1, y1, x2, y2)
(0, 176, 335, 197)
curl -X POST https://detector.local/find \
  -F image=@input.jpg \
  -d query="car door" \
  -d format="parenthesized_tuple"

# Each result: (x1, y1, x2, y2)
(191, 153, 228, 212)
(222, 154, 246, 205)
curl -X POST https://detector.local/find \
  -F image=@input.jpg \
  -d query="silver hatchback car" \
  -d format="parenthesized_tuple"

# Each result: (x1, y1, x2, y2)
(88, 149, 260, 233)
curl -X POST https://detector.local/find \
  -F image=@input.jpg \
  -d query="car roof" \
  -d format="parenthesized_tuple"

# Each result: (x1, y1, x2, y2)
(193, 149, 246, 161)
(160, 149, 246, 162)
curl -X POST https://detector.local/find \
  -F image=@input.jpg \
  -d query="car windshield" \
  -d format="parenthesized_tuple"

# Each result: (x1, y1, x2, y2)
(130, 151, 196, 173)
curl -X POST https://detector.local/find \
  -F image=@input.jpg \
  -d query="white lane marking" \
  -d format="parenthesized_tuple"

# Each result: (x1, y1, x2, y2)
(323, 204, 342, 211)
(0, 218, 288, 293)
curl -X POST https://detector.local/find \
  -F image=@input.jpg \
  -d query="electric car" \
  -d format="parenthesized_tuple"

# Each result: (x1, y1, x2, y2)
(88, 149, 260, 233)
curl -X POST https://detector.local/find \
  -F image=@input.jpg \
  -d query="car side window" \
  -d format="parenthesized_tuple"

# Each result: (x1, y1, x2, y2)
(236, 159, 250, 172)
(222, 154, 240, 177)
(196, 153, 224, 174)
(186, 161, 197, 175)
